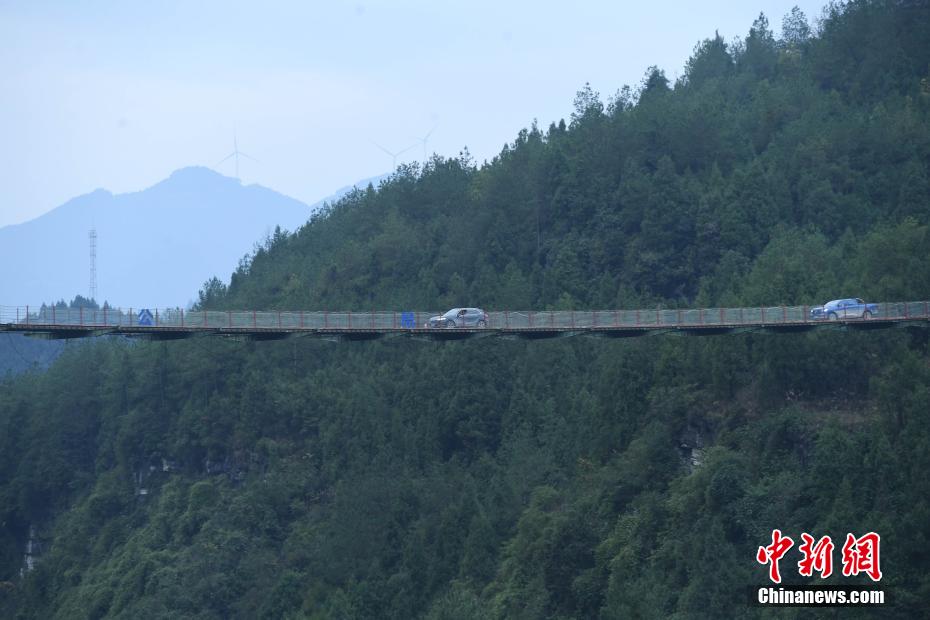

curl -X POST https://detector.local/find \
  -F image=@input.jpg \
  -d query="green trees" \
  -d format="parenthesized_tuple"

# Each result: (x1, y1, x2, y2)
(683, 33, 734, 87)
(2, 1, 930, 618)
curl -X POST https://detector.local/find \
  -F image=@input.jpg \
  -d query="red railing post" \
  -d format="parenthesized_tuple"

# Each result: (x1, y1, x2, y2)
(614, 310, 619, 326)
(504, 310, 509, 328)
(571, 310, 575, 329)
(762, 307, 766, 323)
(699, 308, 704, 325)
(529, 312, 534, 328)
(719, 308, 724, 324)
(677, 308, 682, 325)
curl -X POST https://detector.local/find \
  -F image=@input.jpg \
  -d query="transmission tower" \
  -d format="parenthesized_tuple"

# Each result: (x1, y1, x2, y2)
(89, 227, 97, 302)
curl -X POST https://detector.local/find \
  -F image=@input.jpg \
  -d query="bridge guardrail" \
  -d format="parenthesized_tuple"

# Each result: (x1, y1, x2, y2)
(3, 302, 930, 332)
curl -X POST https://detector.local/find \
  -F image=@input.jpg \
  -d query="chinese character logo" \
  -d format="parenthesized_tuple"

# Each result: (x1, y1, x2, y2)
(798, 533, 834, 578)
(757, 530, 881, 583)
(757, 529, 794, 584)
(841, 532, 882, 582)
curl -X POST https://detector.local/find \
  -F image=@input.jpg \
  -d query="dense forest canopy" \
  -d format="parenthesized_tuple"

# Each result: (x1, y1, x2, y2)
(3, 1, 930, 617)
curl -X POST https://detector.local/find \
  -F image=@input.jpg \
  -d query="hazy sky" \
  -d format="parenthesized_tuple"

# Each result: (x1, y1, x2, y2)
(0, 0, 827, 228)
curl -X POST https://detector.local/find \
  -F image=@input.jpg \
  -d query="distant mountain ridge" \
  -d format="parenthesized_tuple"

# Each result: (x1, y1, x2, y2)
(308, 173, 390, 211)
(0, 167, 384, 309)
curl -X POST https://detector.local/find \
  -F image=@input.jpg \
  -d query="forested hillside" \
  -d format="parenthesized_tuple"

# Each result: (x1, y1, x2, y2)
(3, 1, 930, 617)
(0, 298, 98, 376)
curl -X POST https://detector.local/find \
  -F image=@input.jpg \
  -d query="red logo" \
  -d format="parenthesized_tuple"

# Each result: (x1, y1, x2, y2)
(841, 532, 882, 582)
(798, 533, 834, 578)
(757, 529, 794, 584)
(758, 530, 881, 583)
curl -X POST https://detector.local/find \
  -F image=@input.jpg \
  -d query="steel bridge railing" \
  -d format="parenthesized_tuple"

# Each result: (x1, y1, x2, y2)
(2, 302, 929, 331)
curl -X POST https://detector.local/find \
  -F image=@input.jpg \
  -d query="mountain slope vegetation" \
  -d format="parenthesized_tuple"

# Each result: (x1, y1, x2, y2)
(2, 2, 930, 617)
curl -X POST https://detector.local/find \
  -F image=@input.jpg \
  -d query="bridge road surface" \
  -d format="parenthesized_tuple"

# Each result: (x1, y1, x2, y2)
(3, 302, 929, 341)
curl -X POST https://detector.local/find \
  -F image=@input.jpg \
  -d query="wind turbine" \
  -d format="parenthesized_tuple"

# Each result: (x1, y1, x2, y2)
(371, 140, 417, 170)
(216, 132, 258, 179)
(414, 126, 436, 161)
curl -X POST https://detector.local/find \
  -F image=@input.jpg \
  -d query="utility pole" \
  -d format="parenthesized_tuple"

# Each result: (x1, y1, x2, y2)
(89, 227, 97, 302)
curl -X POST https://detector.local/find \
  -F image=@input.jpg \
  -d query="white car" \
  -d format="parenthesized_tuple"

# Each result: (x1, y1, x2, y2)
(809, 298, 877, 320)
(425, 308, 489, 328)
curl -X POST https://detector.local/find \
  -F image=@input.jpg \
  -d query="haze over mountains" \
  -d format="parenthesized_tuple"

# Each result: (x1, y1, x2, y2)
(0, 167, 385, 309)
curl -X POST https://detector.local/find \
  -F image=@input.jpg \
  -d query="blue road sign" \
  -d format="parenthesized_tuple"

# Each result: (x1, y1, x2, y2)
(400, 311, 416, 329)
(138, 308, 154, 326)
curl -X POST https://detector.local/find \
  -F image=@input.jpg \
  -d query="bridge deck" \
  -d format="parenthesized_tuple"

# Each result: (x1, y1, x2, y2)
(3, 303, 929, 341)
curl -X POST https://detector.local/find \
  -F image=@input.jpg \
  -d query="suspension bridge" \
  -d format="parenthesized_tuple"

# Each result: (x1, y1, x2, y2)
(2, 302, 929, 341)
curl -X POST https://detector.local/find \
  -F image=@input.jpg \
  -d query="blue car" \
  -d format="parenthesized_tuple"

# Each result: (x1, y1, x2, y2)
(809, 298, 878, 320)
